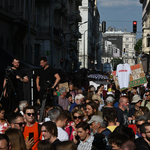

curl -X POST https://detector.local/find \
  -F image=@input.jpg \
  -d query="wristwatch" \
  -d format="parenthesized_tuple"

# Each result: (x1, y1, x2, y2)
(20, 79, 23, 82)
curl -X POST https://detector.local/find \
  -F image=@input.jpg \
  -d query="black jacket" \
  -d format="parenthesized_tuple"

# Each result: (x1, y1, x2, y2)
(135, 137, 150, 150)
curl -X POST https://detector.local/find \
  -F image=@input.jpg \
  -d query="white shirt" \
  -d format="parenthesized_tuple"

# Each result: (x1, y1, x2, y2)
(43, 117, 51, 122)
(57, 127, 69, 141)
(77, 135, 94, 150)
(116, 63, 132, 89)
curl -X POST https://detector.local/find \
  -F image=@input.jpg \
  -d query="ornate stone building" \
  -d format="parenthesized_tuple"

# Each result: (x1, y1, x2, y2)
(78, 0, 100, 69)
(140, 0, 150, 73)
(35, 0, 82, 70)
(0, 0, 36, 63)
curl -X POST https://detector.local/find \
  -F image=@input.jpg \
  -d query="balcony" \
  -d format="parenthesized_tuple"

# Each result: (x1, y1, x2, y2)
(76, 13, 82, 22)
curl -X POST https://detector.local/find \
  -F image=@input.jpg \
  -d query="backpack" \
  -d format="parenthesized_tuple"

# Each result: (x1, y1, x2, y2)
(91, 133, 107, 150)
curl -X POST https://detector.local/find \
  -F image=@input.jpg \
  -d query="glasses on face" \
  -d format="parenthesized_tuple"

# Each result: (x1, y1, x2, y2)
(73, 116, 82, 120)
(26, 113, 35, 116)
(14, 122, 25, 127)
(145, 95, 150, 97)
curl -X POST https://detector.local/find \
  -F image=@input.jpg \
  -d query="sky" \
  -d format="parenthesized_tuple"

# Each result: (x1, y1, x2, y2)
(97, 0, 143, 39)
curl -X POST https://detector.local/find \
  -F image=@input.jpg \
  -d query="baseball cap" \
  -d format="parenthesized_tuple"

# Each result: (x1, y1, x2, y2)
(87, 115, 103, 124)
(106, 96, 115, 103)
(131, 94, 142, 103)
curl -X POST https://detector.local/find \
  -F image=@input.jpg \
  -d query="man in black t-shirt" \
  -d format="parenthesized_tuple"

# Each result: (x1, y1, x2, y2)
(3, 57, 29, 110)
(36, 57, 60, 103)
(135, 122, 150, 150)
(116, 96, 129, 126)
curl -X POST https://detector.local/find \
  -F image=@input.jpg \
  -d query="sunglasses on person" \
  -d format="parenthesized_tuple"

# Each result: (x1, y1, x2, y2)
(73, 116, 82, 120)
(145, 94, 150, 97)
(14, 122, 25, 127)
(26, 113, 35, 116)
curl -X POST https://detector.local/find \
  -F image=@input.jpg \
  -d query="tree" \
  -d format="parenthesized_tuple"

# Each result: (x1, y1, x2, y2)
(110, 58, 123, 70)
(134, 39, 142, 52)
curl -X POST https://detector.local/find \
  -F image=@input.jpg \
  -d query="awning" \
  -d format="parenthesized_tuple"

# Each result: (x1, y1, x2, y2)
(87, 74, 109, 80)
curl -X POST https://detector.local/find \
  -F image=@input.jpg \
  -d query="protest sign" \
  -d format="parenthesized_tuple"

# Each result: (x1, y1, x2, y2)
(112, 63, 147, 90)
(59, 82, 69, 92)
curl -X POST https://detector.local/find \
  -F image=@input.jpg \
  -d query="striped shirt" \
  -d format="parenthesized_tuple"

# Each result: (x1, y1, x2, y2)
(77, 135, 94, 150)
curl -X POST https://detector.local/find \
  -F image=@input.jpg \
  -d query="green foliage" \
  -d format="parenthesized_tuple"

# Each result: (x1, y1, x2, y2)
(134, 39, 142, 52)
(110, 58, 123, 70)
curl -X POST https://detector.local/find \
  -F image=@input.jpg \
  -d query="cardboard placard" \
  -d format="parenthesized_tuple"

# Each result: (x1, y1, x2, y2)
(112, 63, 147, 90)
(59, 82, 69, 92)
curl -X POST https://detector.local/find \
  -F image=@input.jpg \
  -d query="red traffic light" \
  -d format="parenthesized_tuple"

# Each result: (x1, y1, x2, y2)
(133, 21, 137, 33)
(133, 21, 137, 25)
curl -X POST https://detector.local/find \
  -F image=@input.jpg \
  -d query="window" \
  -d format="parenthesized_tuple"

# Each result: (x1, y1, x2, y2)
(125, 59, 128, 63)
(125, 51, 128, 56)
(126, 44, 129, 48)
(131, 59, 134, 63)
(147, 37, 150, 47)
(132, 52, 135, 56)
(102, 59, 104, 64)
(126, 38, 129, 41)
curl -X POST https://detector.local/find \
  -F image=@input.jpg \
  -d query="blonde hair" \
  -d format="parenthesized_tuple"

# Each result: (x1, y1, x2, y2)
(134, 110, 144, 119)
(5, 128, 27, 150)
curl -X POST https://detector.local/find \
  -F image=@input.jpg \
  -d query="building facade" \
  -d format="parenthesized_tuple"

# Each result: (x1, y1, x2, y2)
(101, 28, 136, 70)
(140, 0, 150, 53)
(78, 0, 100, 69)
(0, 0, 82, 70)
(140, 0, 150, 73)
(35, 0, 82, 70)
(0, 0, 36, 63)
(0, 0, 101, 71)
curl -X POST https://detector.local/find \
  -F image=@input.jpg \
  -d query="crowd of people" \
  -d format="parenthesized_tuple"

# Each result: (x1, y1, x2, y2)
(1, 57, 150, 150)
(0, 83, 150, 150)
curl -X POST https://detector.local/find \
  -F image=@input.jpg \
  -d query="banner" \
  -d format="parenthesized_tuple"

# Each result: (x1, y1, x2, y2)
(112, 63, 147, 89)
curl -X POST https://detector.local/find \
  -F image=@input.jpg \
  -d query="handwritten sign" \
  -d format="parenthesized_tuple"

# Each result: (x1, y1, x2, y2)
(59, 82, 69, 92)
(112, 63, 147, 89)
